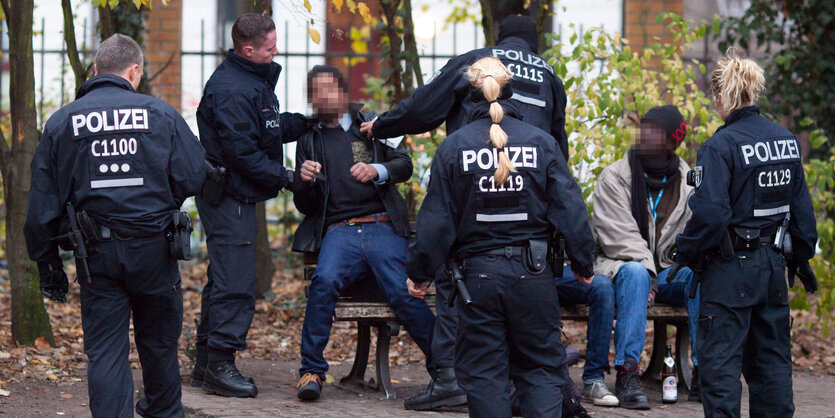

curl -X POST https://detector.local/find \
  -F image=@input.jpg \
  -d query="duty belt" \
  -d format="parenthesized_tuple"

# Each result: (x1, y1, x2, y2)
(482, 246, 526, 258)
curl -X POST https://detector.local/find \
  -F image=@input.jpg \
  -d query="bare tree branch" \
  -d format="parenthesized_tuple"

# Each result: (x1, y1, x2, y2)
(145, 51, 176, 83)
(62, 0, 87, 92)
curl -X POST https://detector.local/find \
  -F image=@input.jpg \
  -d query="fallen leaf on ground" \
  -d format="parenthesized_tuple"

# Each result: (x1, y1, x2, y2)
(0, 389, 10, 397)
(59, 393, 73, 399)
(35, 337, 51, 351)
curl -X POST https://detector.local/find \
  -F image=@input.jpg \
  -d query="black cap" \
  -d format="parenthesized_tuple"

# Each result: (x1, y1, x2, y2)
(642, 105, 687, 147)
(498, 15, 538, 51)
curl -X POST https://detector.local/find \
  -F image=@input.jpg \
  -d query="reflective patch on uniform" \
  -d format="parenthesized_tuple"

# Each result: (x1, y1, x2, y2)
(511, 93, 546, 107)
(90, 177, 144, 189)
(70, 107, 151, 138)
(426, 70, 442, 84)
(753, 205, 790, 217)
(693, 166, 703, 189)
(476, 213, 528, 222)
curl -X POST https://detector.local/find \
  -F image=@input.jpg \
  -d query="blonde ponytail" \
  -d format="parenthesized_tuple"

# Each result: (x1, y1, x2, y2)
(466, 57, 515, 184)
(711, 49, 765, 116)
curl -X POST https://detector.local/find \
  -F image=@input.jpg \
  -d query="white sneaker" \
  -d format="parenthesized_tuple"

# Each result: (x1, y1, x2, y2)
(582, 380, 619, 407)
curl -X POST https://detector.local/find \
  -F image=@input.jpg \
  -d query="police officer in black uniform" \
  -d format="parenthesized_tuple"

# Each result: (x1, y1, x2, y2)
(361, 15, 569, 160)
(24, 34, 206, 418)
(360, 15, 572, 411)
(668, 53, 818, 418)
(408, 57, 595, 418)
(191, 13, 310, 398)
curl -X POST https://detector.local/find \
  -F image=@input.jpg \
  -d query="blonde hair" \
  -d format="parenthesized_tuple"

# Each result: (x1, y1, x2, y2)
(711, 49, 765, 115)
(466, 57, 515, 184)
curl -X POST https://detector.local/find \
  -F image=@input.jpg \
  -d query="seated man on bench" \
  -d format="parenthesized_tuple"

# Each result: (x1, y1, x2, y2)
(556, 106, 700, 410)
(290, 65, 435, 401)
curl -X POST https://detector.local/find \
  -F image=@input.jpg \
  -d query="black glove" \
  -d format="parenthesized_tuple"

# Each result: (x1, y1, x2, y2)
(788, 261, 818, 294)
(665, 262, 683, 283)
(37, 262, 68, 303)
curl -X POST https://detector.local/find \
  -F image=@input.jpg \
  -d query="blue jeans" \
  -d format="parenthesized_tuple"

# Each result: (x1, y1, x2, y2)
(556, 261, 700, 383)
(656, 264, 699, 366)
(554, 266, 614, 384)
(299, 221, 436, 379)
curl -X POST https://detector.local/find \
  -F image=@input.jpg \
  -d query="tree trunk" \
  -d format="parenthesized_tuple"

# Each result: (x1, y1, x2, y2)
(254, 202, 275, 299)
(380, 0, 404, 103)
(402, 0, 423, 88)
(478, 0, 496, 46)
(0, 0, 55, 346)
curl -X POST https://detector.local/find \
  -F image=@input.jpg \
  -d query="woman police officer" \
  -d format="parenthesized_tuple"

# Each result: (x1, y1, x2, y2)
(406, 57, 595, 417)
(668, 52, 818, 417)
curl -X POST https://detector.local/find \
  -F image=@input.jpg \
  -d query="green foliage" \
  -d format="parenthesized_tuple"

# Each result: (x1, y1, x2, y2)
(541, 13, 723, 207)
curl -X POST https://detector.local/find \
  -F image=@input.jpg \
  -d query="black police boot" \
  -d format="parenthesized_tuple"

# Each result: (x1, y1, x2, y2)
(403, 368, 467, 411)
(688, 366, 702, 402)
(201, 361, 258, 398)
(191, 346, 254, 388)
(615, 359, 650, 410)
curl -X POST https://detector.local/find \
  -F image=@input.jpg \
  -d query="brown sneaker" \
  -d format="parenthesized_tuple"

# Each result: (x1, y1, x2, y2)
(296, 373, 323, 401)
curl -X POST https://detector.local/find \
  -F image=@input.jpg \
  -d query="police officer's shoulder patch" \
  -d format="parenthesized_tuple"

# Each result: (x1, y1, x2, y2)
(426, 70, 442, 84)
(693, 166, 703, 189)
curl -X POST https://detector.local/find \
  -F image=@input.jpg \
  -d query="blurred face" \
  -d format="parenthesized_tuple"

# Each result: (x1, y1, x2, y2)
(242, 30, 278, 64)
(637, 121, 671, 158)
(310, 73, 347, 121)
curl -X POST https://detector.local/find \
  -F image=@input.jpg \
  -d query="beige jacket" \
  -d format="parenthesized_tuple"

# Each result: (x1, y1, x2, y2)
(592, 157, 694, 289)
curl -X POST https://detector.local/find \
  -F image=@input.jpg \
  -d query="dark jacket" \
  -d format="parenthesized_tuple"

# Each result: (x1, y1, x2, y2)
(25, 75, 206, 266)
(676, 106, 818, 265)
(291, 104, 413, 253)
(406, 100, 594, 282)
(372, 37, 569, 160)
(197, 50, 309, 203)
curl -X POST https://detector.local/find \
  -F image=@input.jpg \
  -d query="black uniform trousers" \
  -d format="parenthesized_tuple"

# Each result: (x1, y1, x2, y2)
(697, 246, 794, 418)
(431, 267, 457, 368)
(80, 233, 183, 418)
(195, 194, 257, 361)
(454, 255, 565, 418)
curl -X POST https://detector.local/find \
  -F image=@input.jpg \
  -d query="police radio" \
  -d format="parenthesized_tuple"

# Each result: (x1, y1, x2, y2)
(686, 167, 702, 188)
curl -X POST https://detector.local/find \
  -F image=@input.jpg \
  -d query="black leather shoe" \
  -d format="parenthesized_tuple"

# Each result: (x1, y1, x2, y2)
(201, 361, 258, 398)
(191, 346, 254, 388)
(404, 368, 467, 411)
(688, 366, 702, 402)
(615, 359, 650, 410)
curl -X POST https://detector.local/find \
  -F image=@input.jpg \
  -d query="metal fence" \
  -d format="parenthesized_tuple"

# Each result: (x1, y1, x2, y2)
(0, 17, 491, 125)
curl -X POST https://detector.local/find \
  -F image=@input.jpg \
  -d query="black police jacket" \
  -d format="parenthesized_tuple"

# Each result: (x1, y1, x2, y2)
(407, 100, 594, 282)
(290, 104, 413, 253)
(371, 37, 569, 160)
(24, 74, 206, 267)
(676, 106, 818, 265)
(197, 50, 309, 203)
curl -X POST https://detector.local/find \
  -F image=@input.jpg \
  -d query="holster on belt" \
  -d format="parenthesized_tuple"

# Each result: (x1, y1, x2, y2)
(719, 229, 735, 259)
(200, 161, 227, 206)
(167, 211, 193, 260)
(548, 232, 566, 277)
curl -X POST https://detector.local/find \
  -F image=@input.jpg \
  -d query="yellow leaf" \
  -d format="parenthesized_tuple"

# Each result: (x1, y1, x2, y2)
(108, 0, 119, 9)
(133, 0, 141, 8)
(308, 28, 321, 44)
(48, 374, 59, 381)
(325, 374, 335, 384)
(332, 0, 343, 12)
(347, 0, 357, 13)
(304, 0, 311, 13)
(357, 2, 371, 23)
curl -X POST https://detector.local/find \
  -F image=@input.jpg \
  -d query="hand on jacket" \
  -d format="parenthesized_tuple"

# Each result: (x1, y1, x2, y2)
(300, 160, 322, 182)
(359, 120, 374, 138)
(351, 163, 378, 183)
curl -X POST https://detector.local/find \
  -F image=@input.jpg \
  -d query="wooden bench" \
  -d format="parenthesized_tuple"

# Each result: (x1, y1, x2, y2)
(561, 304, 693, 391)
(304, 253, 693, 398)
